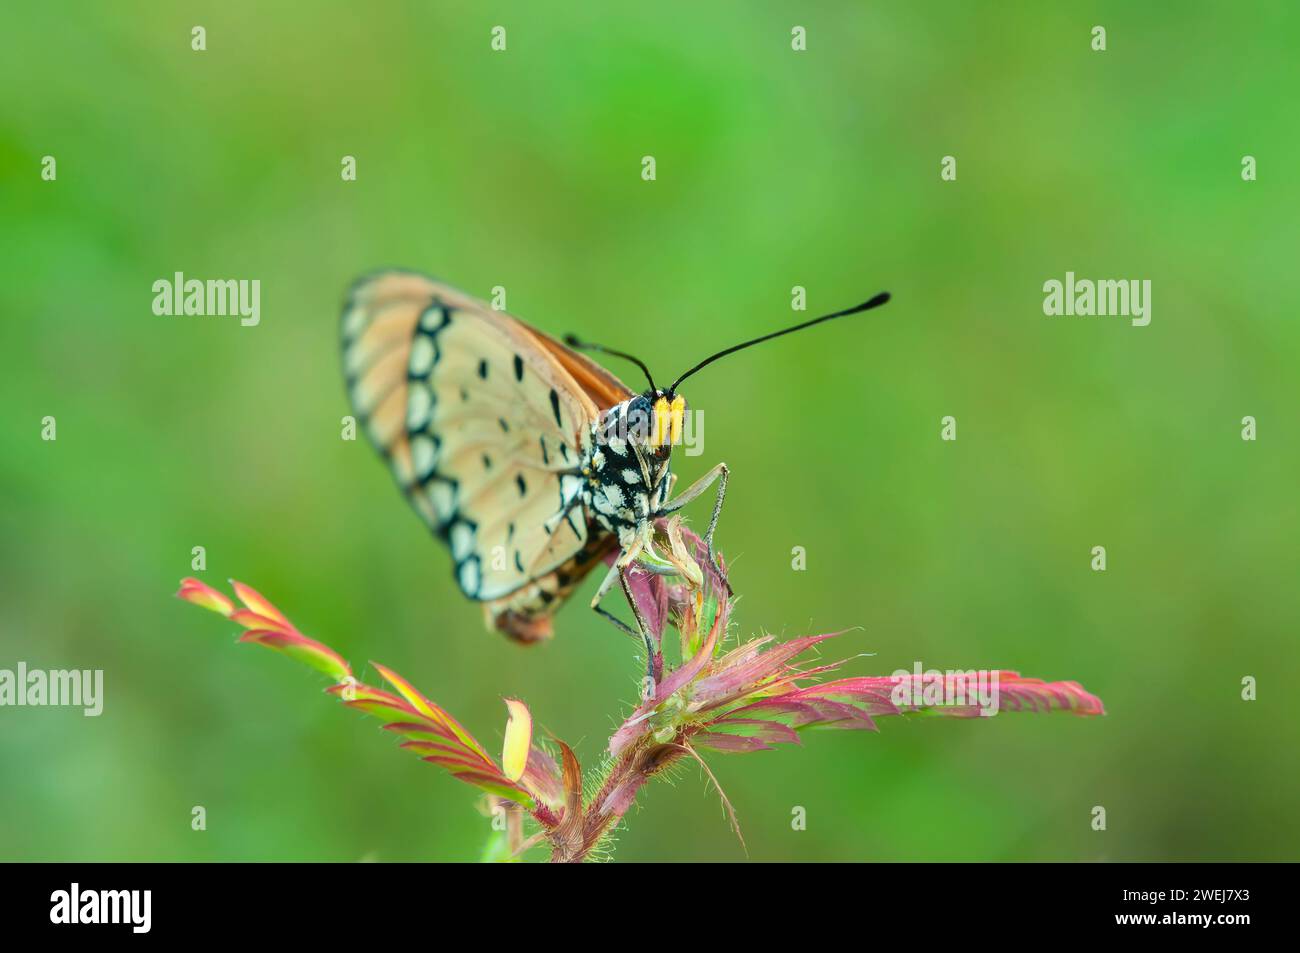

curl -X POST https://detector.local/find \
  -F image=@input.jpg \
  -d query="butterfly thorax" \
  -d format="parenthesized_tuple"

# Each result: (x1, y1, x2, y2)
(580, 394, 676, 547)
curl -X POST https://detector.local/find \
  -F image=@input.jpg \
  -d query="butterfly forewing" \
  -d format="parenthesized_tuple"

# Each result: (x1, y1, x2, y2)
(523, 324, 636, 411)
(342, 271, 628, 623)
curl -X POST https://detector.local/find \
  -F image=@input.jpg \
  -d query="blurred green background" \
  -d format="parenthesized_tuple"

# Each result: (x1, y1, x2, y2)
(3, 1, 1298, 862)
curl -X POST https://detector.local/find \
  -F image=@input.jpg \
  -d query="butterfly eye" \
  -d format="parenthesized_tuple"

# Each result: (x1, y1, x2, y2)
(620, 395, 650, 444)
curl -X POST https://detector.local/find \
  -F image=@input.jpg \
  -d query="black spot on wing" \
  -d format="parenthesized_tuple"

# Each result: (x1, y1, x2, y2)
(549, 389, 562, 428)
(516, 473, 527, 497)
(513, 354, 524, 382)
(478, 359, 489, 380)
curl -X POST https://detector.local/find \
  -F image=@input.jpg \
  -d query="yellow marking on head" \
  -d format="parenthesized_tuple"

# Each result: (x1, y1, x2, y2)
(669, 395, 685, 445)
(651, 396, 672, 448)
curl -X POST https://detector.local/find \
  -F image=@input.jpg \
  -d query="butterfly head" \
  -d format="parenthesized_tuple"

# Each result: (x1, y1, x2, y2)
(611, 390, 686, 457)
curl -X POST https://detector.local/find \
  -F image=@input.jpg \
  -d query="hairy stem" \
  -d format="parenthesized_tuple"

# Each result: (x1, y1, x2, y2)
(548, 741, 686, 863)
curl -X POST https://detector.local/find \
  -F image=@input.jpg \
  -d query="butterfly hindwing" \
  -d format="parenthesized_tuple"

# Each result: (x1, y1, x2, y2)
(484, 533, 621, 643)
(342, 271, 626, 616)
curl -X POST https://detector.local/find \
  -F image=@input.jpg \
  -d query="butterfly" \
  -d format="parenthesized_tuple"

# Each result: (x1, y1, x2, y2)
(340, 270, 889, 663)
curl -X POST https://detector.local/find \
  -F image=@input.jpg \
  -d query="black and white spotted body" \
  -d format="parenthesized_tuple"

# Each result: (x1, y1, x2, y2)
(578, 394, 676, 550)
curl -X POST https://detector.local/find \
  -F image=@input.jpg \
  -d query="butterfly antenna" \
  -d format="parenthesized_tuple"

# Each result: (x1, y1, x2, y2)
(668, 291, 891, 393)
(564, 335, 658, 393)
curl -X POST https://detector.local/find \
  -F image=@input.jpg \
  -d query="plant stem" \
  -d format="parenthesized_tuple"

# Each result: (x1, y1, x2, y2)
(548, 741, 686, 863)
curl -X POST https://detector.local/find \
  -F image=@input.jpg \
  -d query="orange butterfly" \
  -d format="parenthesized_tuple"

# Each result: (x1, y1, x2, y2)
(341, 270, 889, 661)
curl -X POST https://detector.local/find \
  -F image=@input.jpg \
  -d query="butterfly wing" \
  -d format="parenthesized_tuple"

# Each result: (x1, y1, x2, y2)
(341, 271, 629, 640)
(523, 325, 635, 411)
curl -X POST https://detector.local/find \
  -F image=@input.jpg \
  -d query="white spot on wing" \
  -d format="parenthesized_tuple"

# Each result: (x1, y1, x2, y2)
(451, 522, 474, 560)
(342, 305, 367, 339)
(429, 481, 456, 516)
(407, 384, 433, 430)
(410, 335, 435, 376)
(560, 474, 584, 502)
(343, 338, 370, 376)
(411, 434, 438, 478)
(348, 379, 370, 414)
(458, 559, 480, 594)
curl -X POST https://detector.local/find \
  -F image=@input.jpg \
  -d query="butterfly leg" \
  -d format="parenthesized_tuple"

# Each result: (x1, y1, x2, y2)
(590, 559, 657, 680)
(658, 461, 730, 594)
